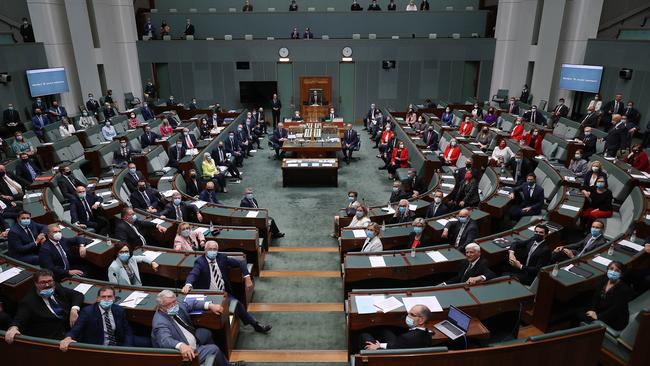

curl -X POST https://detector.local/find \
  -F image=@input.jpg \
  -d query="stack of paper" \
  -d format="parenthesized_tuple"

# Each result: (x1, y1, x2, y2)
(619, 240, 644, 252)
(560, 204, 580, 212)
(84, 239, 103, 250)
(99, 177, 113, 184)
(352, 229, 366, 238)
(426, 251, 448, 263)
(0, 268, 22, 284)
(119, 291, 149, 308)
(151, 218, 165, 225)
(368, 256, 387, 268)
(436, 219, 449, 226)
(373, 296, 404, 313)
(245, 211, 259, 218)
(402, 296, 442, 312)
(73, 283, 94, 295)
(192, 200, 208, 209)
(141, 250, 162, 262)
(408, 204, 418, 211)
(592, 256, 612, 267)
(355, 295, 385, 314)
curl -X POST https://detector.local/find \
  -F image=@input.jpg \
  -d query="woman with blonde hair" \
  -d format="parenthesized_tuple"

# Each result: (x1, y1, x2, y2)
(173, 222, 206, 251)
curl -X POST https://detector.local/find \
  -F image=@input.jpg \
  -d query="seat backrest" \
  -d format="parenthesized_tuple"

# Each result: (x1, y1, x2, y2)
(541, 138, 557, 158)
(552, 123, 568, 139)
(500, 118, 513, 132)
(478, 168, 497, 200)
(594, 156, 632, 203)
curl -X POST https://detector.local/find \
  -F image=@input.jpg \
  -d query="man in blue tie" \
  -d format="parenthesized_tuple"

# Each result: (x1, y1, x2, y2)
(7, 210, 48, 265)
(14, 152, 41, 186)
(551, 221, 607, 262)
(39, 224, 90, 281)
(508, 173, 545, 221)
(31, 107, 50, 140)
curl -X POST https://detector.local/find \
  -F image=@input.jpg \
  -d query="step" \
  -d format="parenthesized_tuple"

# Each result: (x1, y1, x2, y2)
(230, 350, 348, 363)
(264, 251, 340, 271)
(249, 303, 343, 312)
(253, 277, 343, 303)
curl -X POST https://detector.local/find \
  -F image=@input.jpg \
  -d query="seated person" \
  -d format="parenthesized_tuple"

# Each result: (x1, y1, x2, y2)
(347, 204, 371, 229)
(113, 138, 140, 168)
(351, 0, 363, 11)
(201, 153, 228, 193)
(422, 125, 439, 151)
(406, 169, 425, 196)
(184, 169, 205, 197)
(625, 143, 650, 172)
(484, 107, 498, 126)
(77, 110, 96, 129)
(407, 218, 432, 249)
(448, 171, 479, 209)
(440, 107, 453, 126)
(578, 261, 632, 331)
(389, 180, 411, 203)
(140, 125, 160, 149)
(291, 110, 303, 121)
(181, 240, 272, 334)
(490, 139, 514, 165)
(108, 243, 159, 286)
(15, 152, 41, 187)
(458, 116, 473, 136)
(426, 190, 450, 218)
(582, 161, 608, 190)
(199, 118, 212, 139)
(38, 224, 90, 281)
(270, 123, 288, 160)
(101, 121, 117, 141)
(212, 140, 242, 180)
(523, 127, 543, 155)
(447, 243, 495, 285)
(124, 162, 146, 193)
(168, 139, 186, 169)
(179, 128, 198, 150)
(129, 179, 165, 214)
(368, 0, 381, 10)
(102, 103, 115, 119)
(114, 208, 166, 248)
(442, 138, 460, 165)
(576, 127, 597, 158)
(323, 107, 338, 122)
(580, 176, 613, 224)
(505, 224, 551, 285)
(11, 131, 35, 156)
(360, 222, 382, 252)
(308, 90, 321, 105)
(341, 124, 360, 164)
(173, 222, 206, 251)
(376, 125, 394, 151)
(552, 220, 607, 262)
(506, 151, 534, 186)
(240, 188, 284, 238)
(127, 112, 139, 129)
(508, 173, 544, 221)
(568, 149, 589, 177)
(455, 158, 482, 183)
(441, 209, 478, 252)
(152, 289, 243, 366)
(475, 127, 492, 151)
(160, 191, 203, 222)
(523, 105, 547, 126)
(57, 165, 86, 202)
(70, 186, 108, 234)
(0, 164, 25, 202)
(333, 191, 360, 235)
(359, 305, 433, 351)
(159, 119, 174, 137)
(510, 117, 525, 141)
(7, 211, 48, 265)
(199, 181, 222, 204)
(0, 293, 11, 331)
(290, 27, 300, 39)
(0, 194, 21, 234)
(387, 140, 410, 180)
(389, 199, 416, 224)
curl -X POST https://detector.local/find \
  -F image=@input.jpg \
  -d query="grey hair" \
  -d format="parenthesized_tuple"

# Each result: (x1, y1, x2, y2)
(412, 217, 425, 226)
(156, 289, 176, 304)
(465, 243, 480, 252)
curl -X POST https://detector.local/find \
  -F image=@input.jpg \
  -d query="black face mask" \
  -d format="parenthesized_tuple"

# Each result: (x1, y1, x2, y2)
(63, 171, 72, 176)
(190, 174, 196, 178)
(138, 186, 146, 192)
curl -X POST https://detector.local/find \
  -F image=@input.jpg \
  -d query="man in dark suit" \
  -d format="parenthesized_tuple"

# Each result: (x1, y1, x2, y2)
(442, 209, 479, 252)
(271, 123, 288, 159)
(506, 152, 534, 186)
(368, 0, 381, 10)
(102, 102, 116, 119)
(579, 106, 599, 127)
(4, 269, 84, 343)
(184, 169, 205, 197)
(271, 93, 282, 127)
(31, 107, 50, 139)
(426, 190, 450, 218)
(389, 180, 411, 203)
(124, 162, 146, 193)
(165, 96, 176, 106)
(212, 141, 242, 180)
(0, 164, 23, 203)
(2, 103, 20, 125)
(550, 98, 569, 122)
(113, 138, 140, 168)
(168, 140, 186, 169)
(114, 208, 166, 249)
(389, 199, 416, 224)
(351, 0, 363, 11)
(199, 181, 222, 204)
(183, 18, 195, 37)
(253, 107, 267, 134)
(14, 152, 41, 186)
(602, 94, 625, 129)
(624, 101, 641, 126)
(39, 224, 90, 281)
(506, 224, 551, 285)
(240, 187, 284, 238)
(141, 103, 155, 121)
(508, 173, 544, 221)
(160, 191, 203, 222)
(140, 125, 159, 149)
(243, 118, 261, 150)
(577, 127, 597, 158)
(447, 243, 495, 284)
(242, 0, 253, 11)
(322, 107, 338, 122)
(57, 165, 85, 202)
(341, 124, 359, 164)
(225, 130, 245, 166)
(235, 123, 252, 157)
(291, 110, 303, 121)
(179, 128, 198, 151)
(70, 186, 108, 234)
(60, 286, 135, 350)
(359, 304, 433, 351)
(552, 220, 607, 262)
(129, 180, 165, 214)
(86, 94, 100, 117)
(448, 171, 479, 209)
(47, 100, 68, 122)
(32, 97, 47, 114)
(19, 18, 35, 42)
(208, 112, 221, 128)
(422, 126, 439, 151)
(522, 105, 547, 126)
(406, 169, 425, 195)
(604, 114, 627, 157)
(454, 158, 482, 184)
(303, 27, 314, 39)
(364, 103, 380, 130)
(506, 97, 519, 115)
(181, 240, 271, 334)
(7, 211, 48, 265)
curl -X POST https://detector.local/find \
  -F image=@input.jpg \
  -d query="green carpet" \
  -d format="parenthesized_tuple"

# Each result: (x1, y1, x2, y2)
(252, 277, 343, 303)
(263, 251, 341, 271)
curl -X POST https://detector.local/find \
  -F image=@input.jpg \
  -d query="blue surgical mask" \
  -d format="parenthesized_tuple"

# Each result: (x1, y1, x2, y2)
(392, 187, 399, 192)
(181, 229, 191, 238)
(174, 198, 182, 205)
(591, 228, 601, 237)
(355, 211, 364, 219)
(118, 253, 130, 262)
(245, 193, 254, 200)
(99, 300, 114, 310)
(206, 250, 218, 260)
(458, 217, 467, 223)
(413, 227, 423, 234)
(348, 196, 354, 202)
(607, 270, 620, 282)
(365, 230, 375, 239)
(405, 315, 415, 328)
(39, 288, 54, 298)
(166, 303, 179, 316)
(20, 218, 31, 227)
(399, 207, 407, 214)
(128, 168, 136, 174)
(78, 193, 86, 199)
(596, 182, 605, 189)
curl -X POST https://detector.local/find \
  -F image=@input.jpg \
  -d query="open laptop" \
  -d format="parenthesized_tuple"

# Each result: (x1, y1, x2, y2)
(434, 305, 471, 340)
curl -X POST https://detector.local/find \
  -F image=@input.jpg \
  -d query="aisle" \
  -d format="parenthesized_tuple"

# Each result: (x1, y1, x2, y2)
(222, 130, 388, 364)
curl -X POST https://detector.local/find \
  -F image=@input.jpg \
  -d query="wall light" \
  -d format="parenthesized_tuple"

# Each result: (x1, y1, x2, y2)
(279, 57, 291, 62)
(341, 57, 353, 62)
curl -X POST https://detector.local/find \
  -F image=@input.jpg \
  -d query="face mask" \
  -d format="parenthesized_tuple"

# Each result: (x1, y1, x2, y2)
(105, 123, 111, 127)
(245, 193, 254, 200)
(405, 315, 415, 328)
(166, 304, 180, 316)
(121, 143, 127, 147)
(392, 187, 399, 192)
(39, 288, 55, 298)
(399, 207, 407, 214)
(138, 186, 146, 192)
(52, 232, 63, 241)
(445, 109, 450, 113)
(82, 112, 88, 117)
(533, 234, 544, 242)
(450, 142, 457, 146)
(177, 144, 183, 149)
(16, 136, 23, 141)
(78, 192, 86, 199)
(590, 228, 601, 237)
(596, 182, 605, 189)
(206, 250, 218, 260)
(607, 270, 620, 282)
(99, 300, 114, 310)
(575, 154, 581, 159)
(130, 115, 135, 118)
(181, 229, 191, 237)
(365, 230, 375, 239)
(413, 227, 423, 235)
(131, 215, 138, 222)
(355, 211, 364, 219)
(20, 218, 31, 226)
(585, 131, 591, 136)
(434, 197, 442, 204)
(592, 167, 599, 173)
(128, 168, 136, 174)
(118, 252, 130, 262)
(8, 106, 13, 110)
(174, 198, 182, 205)
(458, 216, 467, 223)
(499, 143, 506, 149)
(190, 173, 196, 178)
(348, 196, 354, 202)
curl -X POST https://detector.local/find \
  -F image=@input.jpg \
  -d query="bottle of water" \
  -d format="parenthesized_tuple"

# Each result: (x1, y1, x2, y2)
(607, 244, 615, 256)
(630, 230, 637, 243)
(105, 233, 111, 245)
(381, 220, 386, 233)
(551, 263, 559, 277)
(209, 221, 214, 233)
(410, 247, 416, 258)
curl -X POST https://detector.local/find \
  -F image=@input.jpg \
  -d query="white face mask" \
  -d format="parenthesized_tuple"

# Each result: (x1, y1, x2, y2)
(52, 232, 63, 241)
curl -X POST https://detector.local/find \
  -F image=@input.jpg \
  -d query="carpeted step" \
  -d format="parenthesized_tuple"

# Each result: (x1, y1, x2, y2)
(252, 276, 343, 303)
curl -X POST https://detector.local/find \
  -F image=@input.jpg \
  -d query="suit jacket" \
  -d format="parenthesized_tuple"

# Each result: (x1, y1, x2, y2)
(184, 177, 205, 197)
(240, 197, 260, 208)
(31, 114, 50, 129)
(198, 190, 221, 204)
(184, 24, 195, 36)
(185, 254, 249, 294)
(425, 202, 449, 218)
(7, 221, 48, 262)
(48, 106, 68, 120)
(57, 174, 85, 201)
(69, 193, 104, 225)
(388, 211, 416, 225)
(566, 234, 607, 257)
(140, 131, 159, 148)
(12, 284, 84, 340)
(38, 237, 89, 280)
(506, 104, 520, 115)
(589, 278, 633, 331)
(385, 328, 433, 349)
(86, 99, 100, 113)
(578, 133, 597, 157)
(342, 130, 359, 149)
(422, 129, 439, 150)
(0, 172, 24, 200)
(448, 258, 495, 284)
(113, 219, 156, 248)
(129, 188, 164, 211)
(603, 100, 625, 116)
(510, 237, 551, 285)
(624, 107, 641, 125)
(67, 303, 134, 346)
(159, 202, 198, 221)
(108, 255, 153, 286)
(113, 147, 139, 166)
(224, 137, 242, 154)
(579, 112, 599, 127)
(512, 183, 545, 213)
(124, 170, 146, 193)
(151, 300, 210, 350)
(15, 159, 41, 186)
(604, 123, 627, 153)
(3, 108, 20, 123)
(141, 106, 155, 121)
(168, 145, 187, 168)
(454, 180, 479, 207)
(366, 108, 380, 121)
(389, 190, 411, 203)
(272, 98, 282, 110)
(506, 157, 534, 186)
(271, 128, 288, 146)
(523, 110, 547, 125)
(445, 219, 479, 251)
(180, 134, 198, 149)
(551, 104, 569, 119)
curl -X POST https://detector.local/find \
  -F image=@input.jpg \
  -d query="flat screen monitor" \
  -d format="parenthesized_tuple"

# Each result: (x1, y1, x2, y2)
(26, 67, 69, 97)
(239, 81, 277, 105)
(559, 64, 603, 93)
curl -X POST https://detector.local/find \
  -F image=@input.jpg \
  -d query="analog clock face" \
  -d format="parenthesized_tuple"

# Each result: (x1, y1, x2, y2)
(342, 47, 353, 57)
(279, 47, 289, 58)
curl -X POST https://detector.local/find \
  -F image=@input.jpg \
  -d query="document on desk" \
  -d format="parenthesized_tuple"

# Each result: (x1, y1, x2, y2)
(498, 189, 511, 196)
(592, 256, 612, 267)
(162, 190, 175, 198)
(159, 176, 174, 181)
(631, 174, 646, 180)
(560, 204, 580, 212)
(426, 251, 448, 263)
(0, 268, 22, 284)
(409, 204, 418, 211)
(98, 191, 112, 197)
(441, 183, 455, 189)
(151, 218, 165, 225)
(368, 256, 387, 268)
(436, 219, 449, 226)
(500, 176, 514, 182)
(73, 283, 94, 295)
(300, 163, 309, 167)
(119, 291, 149, 308)
(24, 192, 42, 199)
(441, 175, 454, 179)
(619, 240, 644, 252)
(374, 296, 404, 313)
(84, 238, 103, 250)
(99, 177, 113, 184)
(355, 295, 384, 314)
(352, 229, 366, 238)
(287, 164, 299, 167)
(141, 250, 162, 262)
(402, 296, 442, 313)
(245, 211, 259, 218)
(564, 176, 576, 182)
(192, 200, 208, 209)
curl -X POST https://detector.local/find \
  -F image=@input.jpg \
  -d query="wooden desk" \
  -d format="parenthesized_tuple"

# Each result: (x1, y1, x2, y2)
(281, 158, 338, 187)
(431, 317, 490, 344)
(281, 139, 342, 158)
(300, 105, 330, 122)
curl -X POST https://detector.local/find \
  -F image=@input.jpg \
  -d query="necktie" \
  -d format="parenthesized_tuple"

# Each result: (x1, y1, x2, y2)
(24, 227, 36, 244)
(129, 222, 147, 246)
(578, 237, 596, 257)
(532, 113, 536, 124)
(54, 242, 70, 270)
(176, 205, 182, 220)
(141, 191, 151, 206)
(104, 310, 116, 345)
(250, 199, 258, 208)
(186, 136, 193, 149)
(614, 102, 618, 112)
(210, 260, 225, 291)
(26, 163, 37, 180)
(81, 198, 92, 220)
(219, 149, 224, 162)
(526, 242, 540, 266)
(463, 261, 474, 280)
(48, 296, 64, 318)
(177, 148, 181, 160)
(174, 315, 196, 334)
(455, 222, 467, 246)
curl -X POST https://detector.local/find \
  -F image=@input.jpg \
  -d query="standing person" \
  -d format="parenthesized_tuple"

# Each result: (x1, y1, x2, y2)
(271, 93, 282, 127)
(19, 17, 35, 42)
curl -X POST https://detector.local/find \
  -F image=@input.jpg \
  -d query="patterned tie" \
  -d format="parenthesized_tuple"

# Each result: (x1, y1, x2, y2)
(176, 205, 182, 220)
(48, 296, 64, 318)
(210, 260, 225, 291)
(82, 198, 92, 220)
(578, 237, 596, 257)
(104, 310, 116, 345)
(141, 191, 151, 206)
(26, 163, 37, 180)
(54, 242, 70, 270)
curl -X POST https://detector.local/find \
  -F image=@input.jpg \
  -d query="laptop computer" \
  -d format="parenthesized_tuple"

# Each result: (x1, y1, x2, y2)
(434, 305, 471, 340)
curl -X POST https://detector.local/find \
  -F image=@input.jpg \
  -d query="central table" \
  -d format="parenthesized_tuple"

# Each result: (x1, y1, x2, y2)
(281, 158, 339, 187)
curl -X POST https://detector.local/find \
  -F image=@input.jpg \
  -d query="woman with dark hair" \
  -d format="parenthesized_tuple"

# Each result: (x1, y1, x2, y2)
(580, 261, 632, 331)
(108, 243, 159, 286)
(580, 176, 613, 224)
(484, 107, 498, 126)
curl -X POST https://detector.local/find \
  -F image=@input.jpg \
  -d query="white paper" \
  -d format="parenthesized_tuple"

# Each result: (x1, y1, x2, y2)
(352, 229, 366, 238)
(322, 164, 333, 167)
(436, 219, 449, 226)
(472, 150, 483, 154)
(441, 175, 454, 179)
(560, 204, 580, 212)
(73, 283, 93, 295)
(160, 176, 174, 181)
(592, 256, 612, 267)
(300, 163, 309, 167)
(98, 191, 112, 197)
(25, 192, 42, 199)
(162, 190, 175, 198)
(369, 256, 387, 268)
(119, 291, 148, 308)
(245, 211, 259, 218)
(631, 174, 646, 179)
(402, 296, 443, 313)
(192, 200, 208, 209)
(287, 164, 298, 167)
(141, 250, 162, 262)
(441, 183, 455, 189)
(374, 296, 404, 313)
(564, 176, 576, 182)
(162, 167, 172, 172)
(84, 238, 103, 249)
(498, 189, 510, 195)
(500, 177, 514, 182)
(645, 214, 650, 221)
(619, 240, 644, 252)
(151, 218, 165, 224)
(0, 268, 22, 283)
(355, 295, 385, 314)
(527, 225, 537, 231)
(99, 178, 113, 184)
(409, 204, 418, 211)
(426, 251, 448, 263)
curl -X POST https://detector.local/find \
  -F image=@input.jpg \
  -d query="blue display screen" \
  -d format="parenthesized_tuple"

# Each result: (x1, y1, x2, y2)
(559, 64, 603, 93)
(26, 67, 69, 97)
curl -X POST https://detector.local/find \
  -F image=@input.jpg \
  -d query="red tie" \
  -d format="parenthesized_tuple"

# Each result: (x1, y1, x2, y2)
(186, 136, 193, 149)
